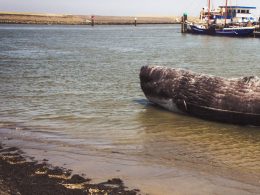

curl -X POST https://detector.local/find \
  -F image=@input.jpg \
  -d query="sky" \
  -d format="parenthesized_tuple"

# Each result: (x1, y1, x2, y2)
(1, 0, 260, 16)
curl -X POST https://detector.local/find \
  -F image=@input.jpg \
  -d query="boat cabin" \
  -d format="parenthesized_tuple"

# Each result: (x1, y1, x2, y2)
(216, 6, 256, 24)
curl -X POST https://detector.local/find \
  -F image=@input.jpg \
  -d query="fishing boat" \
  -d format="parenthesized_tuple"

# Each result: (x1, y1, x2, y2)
(190, 24, 255, 36)
(140, 66, 260, 126)
(189, 0, 256, 37)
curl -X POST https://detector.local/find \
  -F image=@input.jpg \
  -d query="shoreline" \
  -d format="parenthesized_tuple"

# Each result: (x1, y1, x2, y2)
(0, 12, 185, 25)
(0, 143, 140, 195)
(1, 130, 260, 195)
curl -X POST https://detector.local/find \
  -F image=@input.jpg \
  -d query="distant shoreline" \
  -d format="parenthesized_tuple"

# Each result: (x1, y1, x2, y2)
(0, 12, 187, 25)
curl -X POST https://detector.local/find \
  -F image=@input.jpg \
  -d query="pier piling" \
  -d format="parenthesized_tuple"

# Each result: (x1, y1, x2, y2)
(259, 17, 260, 31)
(91, 15, 95, 26)
(134, 17, 137, 26)
(181, 13, 188, 33)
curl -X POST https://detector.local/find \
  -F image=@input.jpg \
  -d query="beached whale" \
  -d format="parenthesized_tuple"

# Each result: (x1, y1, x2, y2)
(140, 66, 260, 126)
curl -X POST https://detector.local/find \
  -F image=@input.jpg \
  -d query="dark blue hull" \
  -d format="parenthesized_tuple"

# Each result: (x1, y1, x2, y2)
(215, 27, 255, 37)
(190, 25, 211, 35)
(190, 25, 255, 37)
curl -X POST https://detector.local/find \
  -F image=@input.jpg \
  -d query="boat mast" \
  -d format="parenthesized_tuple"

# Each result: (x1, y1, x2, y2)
(208, 0, 211, 24)
(224, 0, 228, 25)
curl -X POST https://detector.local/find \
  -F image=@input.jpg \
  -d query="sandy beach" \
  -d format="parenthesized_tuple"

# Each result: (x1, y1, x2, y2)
(1, 133, 259, 195)
(0, 143, 139, 195)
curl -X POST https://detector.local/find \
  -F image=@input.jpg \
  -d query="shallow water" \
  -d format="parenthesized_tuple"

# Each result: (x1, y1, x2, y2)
(0, 24, 260, 193)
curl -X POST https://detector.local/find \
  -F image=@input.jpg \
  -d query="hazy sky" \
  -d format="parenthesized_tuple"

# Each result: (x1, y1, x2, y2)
(1, 0, 260, 16)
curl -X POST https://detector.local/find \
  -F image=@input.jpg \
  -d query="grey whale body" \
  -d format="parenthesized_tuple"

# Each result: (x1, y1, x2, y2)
(140, 66, 260, 126)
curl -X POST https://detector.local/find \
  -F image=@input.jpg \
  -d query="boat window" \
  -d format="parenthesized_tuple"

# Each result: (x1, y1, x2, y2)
(237, 10, 240, 13)
(241, 10, 246, 13)
(246, 10, 249, 13)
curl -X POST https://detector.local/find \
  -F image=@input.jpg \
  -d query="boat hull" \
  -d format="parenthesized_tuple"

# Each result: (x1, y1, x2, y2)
(190, 25, 209, 34)
(140, 66, 260, 126)
(215, 27, 255, 37)
(189, 24, 255, 37)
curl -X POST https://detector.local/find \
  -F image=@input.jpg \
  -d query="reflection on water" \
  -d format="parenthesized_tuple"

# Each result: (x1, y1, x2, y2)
(0, 24, 260, 184)
(137, 105, 260, 174)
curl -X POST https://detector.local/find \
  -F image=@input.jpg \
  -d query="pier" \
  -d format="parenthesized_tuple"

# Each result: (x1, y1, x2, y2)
(254, 31, 260, 37)
(0, 12, 181, 25)
(254, 17, 260, 37)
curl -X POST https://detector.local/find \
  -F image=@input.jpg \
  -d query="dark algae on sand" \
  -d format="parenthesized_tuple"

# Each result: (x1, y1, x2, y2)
(0, 144, 139, 195)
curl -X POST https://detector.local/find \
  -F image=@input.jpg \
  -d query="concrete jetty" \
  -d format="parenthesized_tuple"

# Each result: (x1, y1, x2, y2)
(0, 12, 181, 25)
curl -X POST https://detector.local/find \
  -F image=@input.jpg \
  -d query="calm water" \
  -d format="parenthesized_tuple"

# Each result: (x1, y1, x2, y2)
(0, 24, 260, 185)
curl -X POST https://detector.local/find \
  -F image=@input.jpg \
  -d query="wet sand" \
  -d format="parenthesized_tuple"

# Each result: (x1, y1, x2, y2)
(1, 135, 260, 195)
(0, 143, 139, 195)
